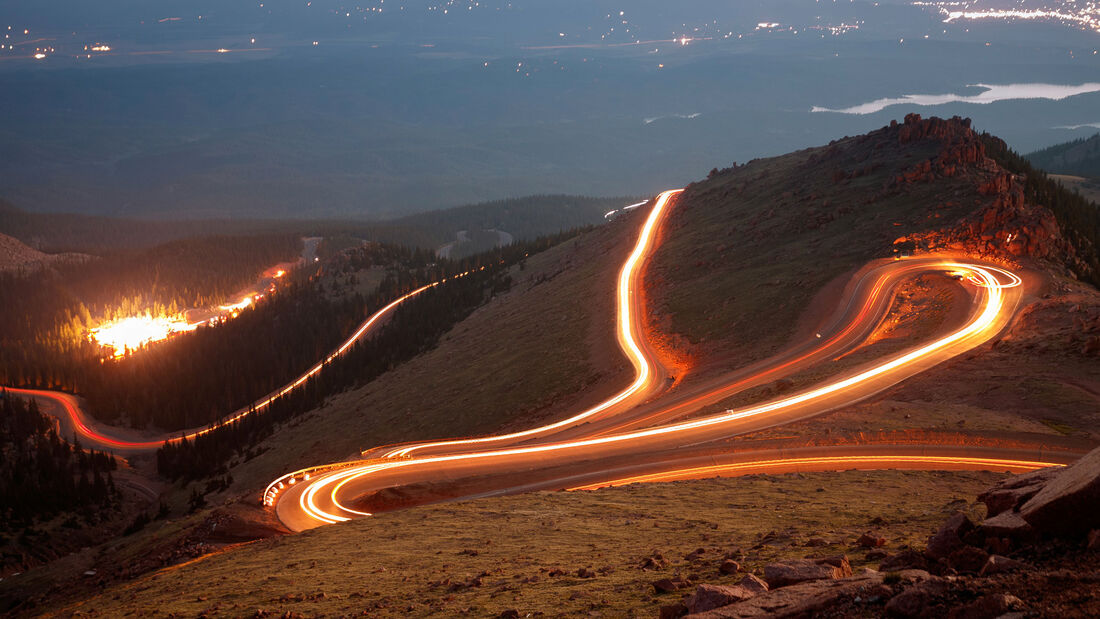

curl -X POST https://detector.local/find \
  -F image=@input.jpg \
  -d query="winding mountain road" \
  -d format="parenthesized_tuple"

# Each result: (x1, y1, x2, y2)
(2, 190, 1082, 530)
(6, 274, 466, 453)
(268, 191, 1080, 531)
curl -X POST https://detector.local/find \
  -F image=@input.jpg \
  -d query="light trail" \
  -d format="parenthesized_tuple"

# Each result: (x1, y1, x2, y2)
(9, 269, 482, 451)
(89, 314, 198, 358)
(566, 455, 1061, 491)
(380, 190, 682, 459)
(276, 258, 1013, 522)
(270, 190, 1054, 529)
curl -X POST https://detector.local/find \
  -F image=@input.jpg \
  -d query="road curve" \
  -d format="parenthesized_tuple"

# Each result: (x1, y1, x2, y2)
(6, 272, 476, 453)
(374, 189, 682, 460)
(270, 191, 1071, 532)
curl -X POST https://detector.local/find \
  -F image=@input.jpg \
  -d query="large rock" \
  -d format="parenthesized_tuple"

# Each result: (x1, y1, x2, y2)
(979, 554, 1027, 576)
(684, 584, 757, 614)
(858, 532, 887, 548)
(718, 560, 740, 575)
(979, 511, 1033, 539)
(884, 579, 949, 618)
(763, 558, 849, 588)
(688, 571, 933, 618)
(653, 577, 693, 593)
(945, 593, 1024, 619)
(736, 574, 769, 594)
(879, 550, 930, 573)
(925, 512, 974, 559)
(945, 545, 989, 574)
(1019, 447, 1100, 536)
(978, 467, 1062, 517)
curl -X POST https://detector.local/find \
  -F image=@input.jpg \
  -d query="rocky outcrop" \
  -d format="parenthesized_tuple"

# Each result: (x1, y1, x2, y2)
(686, 570, 931, 618)
(763, 556, 851, 588)
(683, 584, 756, 614)
(667, 449, 1100, 619)
(924, 512, 974, 560)
(978, 467, 1060, 518)
(889, 114, 985, 184)
(1018, 448, 1100, 535)
(874, 113, 1091, 275)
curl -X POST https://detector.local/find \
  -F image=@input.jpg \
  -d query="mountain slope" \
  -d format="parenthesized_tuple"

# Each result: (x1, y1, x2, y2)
(6, 116, 1100, 614)
(1027, 133, 1100, 179)
(0, 232, 87, 272)
(645, 114, 1099, 445)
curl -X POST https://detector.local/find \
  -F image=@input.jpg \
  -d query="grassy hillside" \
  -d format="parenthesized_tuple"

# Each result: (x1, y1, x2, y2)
(224, 219, 636, 492)
(28, 470, 1003, 617)
(648, 118, 991, 373)
(647, 115, 1100, 447)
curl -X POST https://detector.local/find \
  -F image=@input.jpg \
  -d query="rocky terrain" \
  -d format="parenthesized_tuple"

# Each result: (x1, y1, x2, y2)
(657, 445, 1100, 618)
(887, 116, 1089, 279)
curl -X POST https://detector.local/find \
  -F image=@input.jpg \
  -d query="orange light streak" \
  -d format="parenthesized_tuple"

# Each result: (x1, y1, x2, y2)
(566, 455, 1062, 490)
(382, 190, 682, 458)
(269, 192, 1031, 525)
(15, 269, 482, 451)
(89, 314, 197, 357)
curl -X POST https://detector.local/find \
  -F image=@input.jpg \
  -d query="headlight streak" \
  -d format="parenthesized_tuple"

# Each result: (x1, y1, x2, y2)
(565, 455, 1062, 491)
(381, 190, 683, 459)
(12, 268, 484, 452)
(276, 190, 1036, 527)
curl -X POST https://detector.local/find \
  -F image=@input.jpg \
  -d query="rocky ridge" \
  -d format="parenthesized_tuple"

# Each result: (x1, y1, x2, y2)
(882, 114, 1091, 279)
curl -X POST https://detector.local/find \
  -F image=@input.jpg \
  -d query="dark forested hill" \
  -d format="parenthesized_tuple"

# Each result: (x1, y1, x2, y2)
(1027, 134, 1100, 178)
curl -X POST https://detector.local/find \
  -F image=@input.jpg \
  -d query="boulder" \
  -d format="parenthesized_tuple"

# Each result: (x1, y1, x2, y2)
(718, 560, 740, 575)
(978, 467, 1061, 517)
(879, 550, 930, 573)
(945, 545, 989, 574)
(1019, 448, 1100, 536)
(884, 579, 949, 618)
(979, 554, 1026, 576)
(689, 572, 930, 618)
(858, 532, 887, 548)
(659, 603, 688, 619)
(737, 574, 769, 594)
(763, 559, 847, 588)
(926, 512, 974, 559)
(946, 593, 1024, 619)
(979, 511, 1033, 540)
(813, 555, 852, 576)
(684, 584, 757, 614)
(653, 577, 693, 593)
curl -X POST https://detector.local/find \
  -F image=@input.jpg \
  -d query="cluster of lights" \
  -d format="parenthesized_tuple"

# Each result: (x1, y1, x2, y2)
(915, 0, 1100, 33)
(88, 270, 286, 358)
(264, 472, 312, 506)
(88, 315, 198, 358)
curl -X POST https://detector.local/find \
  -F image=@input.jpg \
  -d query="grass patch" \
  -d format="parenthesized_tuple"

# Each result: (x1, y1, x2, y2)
(46, 470, 1001, 618)
(1040, 418, 1076, 436)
